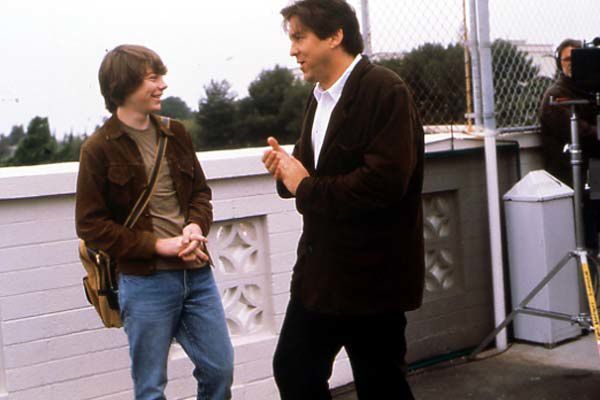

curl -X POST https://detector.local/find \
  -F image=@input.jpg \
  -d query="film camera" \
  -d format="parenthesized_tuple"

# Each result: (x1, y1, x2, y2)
(572, 37, 600, 92)
(569, 38, 600, 197)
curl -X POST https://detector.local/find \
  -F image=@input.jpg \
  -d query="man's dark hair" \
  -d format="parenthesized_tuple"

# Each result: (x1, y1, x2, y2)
(281, 0, 364, 56)
(98, 44, 167, 113)
(555, 38, 583, 73)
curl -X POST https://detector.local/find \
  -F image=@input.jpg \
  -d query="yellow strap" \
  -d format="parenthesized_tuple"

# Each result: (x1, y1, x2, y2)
(580, 254, 600, 354)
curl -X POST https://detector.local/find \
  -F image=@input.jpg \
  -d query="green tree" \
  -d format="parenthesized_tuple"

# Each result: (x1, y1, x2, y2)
(248, 66, 295, 115)
(192, 67, 311, 151)
(236, 66, 312, 147)
(196, 80, 238, 150)
(235, 96, 276, 147)
(491, 39, 551, 127)
(7, 125, 25, 145)
(0, 125, 26, 164)
(377, 43, 466, 125)
(377, 40, 546, 128)
(278, 78, 312, 144)
(54, 133, 86, 162)
(10, 117, 57, 166)
(0, 135, 11, 163)
(160, 96, 193, 120)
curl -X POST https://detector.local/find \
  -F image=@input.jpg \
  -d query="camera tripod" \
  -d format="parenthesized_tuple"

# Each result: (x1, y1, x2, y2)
(469, 98, 600, 360)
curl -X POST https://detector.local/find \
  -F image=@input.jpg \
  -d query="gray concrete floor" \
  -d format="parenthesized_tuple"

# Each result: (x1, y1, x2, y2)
(334, 334, 600, 400)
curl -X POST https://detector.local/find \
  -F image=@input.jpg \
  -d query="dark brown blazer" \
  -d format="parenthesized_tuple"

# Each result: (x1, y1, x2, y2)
(278, 57, 425, 314)
(75, 114, 212, 275)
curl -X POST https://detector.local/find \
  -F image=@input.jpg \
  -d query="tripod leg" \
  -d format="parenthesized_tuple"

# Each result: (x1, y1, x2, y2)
(467, 308, 520, 360)
(580, 253, 600, 356)
(468, 252, 575, 360)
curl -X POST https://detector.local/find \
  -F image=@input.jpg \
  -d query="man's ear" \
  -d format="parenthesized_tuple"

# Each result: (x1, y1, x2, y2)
(329, 29, 344, 49)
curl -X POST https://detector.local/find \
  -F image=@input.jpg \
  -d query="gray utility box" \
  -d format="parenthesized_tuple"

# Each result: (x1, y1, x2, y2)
(504, 170, 581, 345)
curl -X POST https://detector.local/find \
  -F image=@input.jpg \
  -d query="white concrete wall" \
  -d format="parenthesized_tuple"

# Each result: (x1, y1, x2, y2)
(0, 133, 543, 399)
(0, 147, 355, 400)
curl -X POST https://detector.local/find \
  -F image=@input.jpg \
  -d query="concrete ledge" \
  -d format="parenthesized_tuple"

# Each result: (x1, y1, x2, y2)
(0, 146, 296, 200)
(0, 131, 542, 201)
(199, 145, 293, 180)
(498, 130, 542, 149)
(0, 162, 79, 200)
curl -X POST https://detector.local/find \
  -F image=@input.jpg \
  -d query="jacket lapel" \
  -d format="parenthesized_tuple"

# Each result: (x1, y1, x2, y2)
(315, 57, 372, 170)
(299, 97, 318, 174)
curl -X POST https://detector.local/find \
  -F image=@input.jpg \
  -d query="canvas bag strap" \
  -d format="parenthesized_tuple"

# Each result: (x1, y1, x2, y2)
(122, 117, 170, 229)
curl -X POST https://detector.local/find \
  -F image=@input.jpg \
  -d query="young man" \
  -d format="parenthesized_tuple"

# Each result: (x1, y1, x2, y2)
(262, 1, 425, 399)
(76, 45, 233, 400)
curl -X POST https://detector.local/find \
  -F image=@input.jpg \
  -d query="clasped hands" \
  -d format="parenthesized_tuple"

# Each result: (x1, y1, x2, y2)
(155, 223, 209, 263)
(262, 136, 309, 195)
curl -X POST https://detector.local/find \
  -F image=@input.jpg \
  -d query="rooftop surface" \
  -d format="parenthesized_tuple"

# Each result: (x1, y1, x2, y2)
(334, 334, 600, 400)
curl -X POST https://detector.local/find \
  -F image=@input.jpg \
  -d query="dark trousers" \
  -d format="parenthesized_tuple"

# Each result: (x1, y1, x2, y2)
(273, 299, 415, 400)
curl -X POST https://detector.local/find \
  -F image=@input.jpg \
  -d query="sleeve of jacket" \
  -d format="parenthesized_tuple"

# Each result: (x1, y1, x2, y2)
(294, 83, 421, 219)
(75, 141, 157, 259)
(181, 125, 213, 236)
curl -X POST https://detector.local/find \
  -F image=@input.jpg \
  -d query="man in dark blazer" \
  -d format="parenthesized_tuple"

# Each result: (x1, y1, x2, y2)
(262, 1, 425, 399)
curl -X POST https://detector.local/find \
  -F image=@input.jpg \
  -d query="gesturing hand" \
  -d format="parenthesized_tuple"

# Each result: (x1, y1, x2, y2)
(279, 155, 309, 195)
(262, 136, 309, 195)
(262, 136, 289, 179)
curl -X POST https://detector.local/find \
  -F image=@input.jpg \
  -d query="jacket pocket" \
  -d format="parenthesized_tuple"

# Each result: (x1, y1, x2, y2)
(107, 165, 135, 209)
(107, 165, 134, 186)
(177, 161, 194, 180)
(172, 158, 195, 206)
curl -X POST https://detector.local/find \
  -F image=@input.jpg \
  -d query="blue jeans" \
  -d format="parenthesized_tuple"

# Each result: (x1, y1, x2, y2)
(119, 268, 234, 400)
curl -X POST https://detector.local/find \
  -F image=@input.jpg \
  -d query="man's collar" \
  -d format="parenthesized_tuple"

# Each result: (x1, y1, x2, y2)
(104, 113, 174, 140)
(314, 54, 362, 103)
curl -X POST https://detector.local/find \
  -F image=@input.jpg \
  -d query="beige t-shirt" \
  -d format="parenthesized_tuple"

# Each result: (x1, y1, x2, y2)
(122, 122, 204, 270)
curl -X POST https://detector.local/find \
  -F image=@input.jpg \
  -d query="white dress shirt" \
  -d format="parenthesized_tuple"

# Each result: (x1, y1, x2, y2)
(311, 54, 362, 168)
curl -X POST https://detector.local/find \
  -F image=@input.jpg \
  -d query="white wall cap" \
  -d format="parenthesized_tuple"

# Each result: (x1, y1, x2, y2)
(198, 145, 293, 180)
(0, 146, 297, 200)
(0, 162, 79, 200)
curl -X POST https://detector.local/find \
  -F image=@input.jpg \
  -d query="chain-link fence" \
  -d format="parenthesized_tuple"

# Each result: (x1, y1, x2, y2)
(356, 0, 600, 132)
(488, 0, 600, 130)
(354, 0, 468, 131)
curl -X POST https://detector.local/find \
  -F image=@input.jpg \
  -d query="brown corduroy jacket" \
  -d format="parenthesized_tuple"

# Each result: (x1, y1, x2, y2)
(278, 57, 425, 314)
(75, 114, 212, 275)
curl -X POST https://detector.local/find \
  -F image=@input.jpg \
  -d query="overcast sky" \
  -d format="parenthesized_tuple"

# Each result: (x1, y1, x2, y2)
(1, 0, 599, 138)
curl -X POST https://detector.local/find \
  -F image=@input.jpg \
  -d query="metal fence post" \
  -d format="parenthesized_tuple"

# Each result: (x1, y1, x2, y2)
(468, 0, 483, 126)
(476, 0, 508, 352)
(360, 0, 372, 57)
